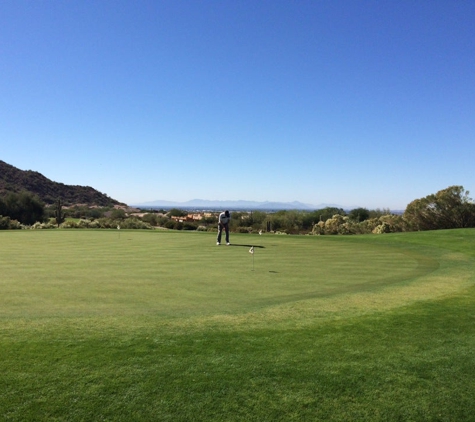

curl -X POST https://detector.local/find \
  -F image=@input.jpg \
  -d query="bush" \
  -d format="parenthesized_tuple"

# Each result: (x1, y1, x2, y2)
(164, 220, 177, 230)
(76, 219, 90, 228)
(0, 216, 21, 230)
(324, 215, 346, 235)
(312, 214, 404, 235)
(312, 221, 325, 235)
(373, 222, 391, 234)
(338, 222, 355, 235)
(236, 226, 252, 233)
(182, 222, 197, 230)
(31, 221, 56, 229)
(119, 218, 152, 230)
(61, 220, 78, 228)
(88, 220, 101, 229)
(141, 214, 159, 226)
(0, 216, 11, 230)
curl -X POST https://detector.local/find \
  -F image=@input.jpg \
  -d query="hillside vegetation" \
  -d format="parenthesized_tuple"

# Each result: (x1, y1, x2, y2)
(2, 160, 475, 235)
(0, 160, 123, 206)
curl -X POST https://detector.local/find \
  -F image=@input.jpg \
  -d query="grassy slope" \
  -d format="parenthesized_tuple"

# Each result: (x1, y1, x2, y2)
(1, 229, 475, 421)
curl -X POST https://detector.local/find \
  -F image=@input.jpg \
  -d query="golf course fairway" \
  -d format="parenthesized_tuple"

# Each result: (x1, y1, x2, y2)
(1, 229, 475, 420)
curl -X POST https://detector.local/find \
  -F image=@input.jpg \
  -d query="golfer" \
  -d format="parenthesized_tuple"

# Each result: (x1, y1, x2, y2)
(216, 210, 231, 245)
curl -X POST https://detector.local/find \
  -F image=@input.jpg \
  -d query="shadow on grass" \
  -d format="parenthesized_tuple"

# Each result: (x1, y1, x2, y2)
(228, 244, 265, 249)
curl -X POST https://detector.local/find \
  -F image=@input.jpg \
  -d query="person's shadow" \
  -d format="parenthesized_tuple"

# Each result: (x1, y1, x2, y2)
(228, 244, 265, 249)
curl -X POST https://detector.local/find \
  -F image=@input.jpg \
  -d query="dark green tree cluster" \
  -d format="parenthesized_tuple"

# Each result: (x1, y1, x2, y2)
(0, 191, 45, 226)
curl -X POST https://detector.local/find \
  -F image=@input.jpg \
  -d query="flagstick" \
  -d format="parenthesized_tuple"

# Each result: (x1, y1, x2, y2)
(249, 246, 255, 271)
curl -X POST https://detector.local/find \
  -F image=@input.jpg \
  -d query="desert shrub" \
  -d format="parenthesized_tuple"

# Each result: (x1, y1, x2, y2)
(237, 226, 252, 233)
(312, 221, 325, 235)
(0, 216, 11, 230)
(156, 216, 169, 226)
(0, 216, 21, 230)
(61, 220, 78, 228)
(141, 213, 159, 226)
(88, 220, 101, 229)
(110, 209, 126, 220)
(160, 220, 183, 230)
(358, 218, 378, 233)
(86, 208, 104, 219)
(196, 225, 207, 231)
(378, 214, 406, 232)
(373, 222, 391, 234)
(337, 221, 355, 235)
(182, 222, 197, 230)
(118, 218, 152, 230)
(11, 220, 23, 229)
(31, 221, 56, 229)
(164, 220, 177, 230)
(77, 219, 92, 228)
(324, 215, 346, 235)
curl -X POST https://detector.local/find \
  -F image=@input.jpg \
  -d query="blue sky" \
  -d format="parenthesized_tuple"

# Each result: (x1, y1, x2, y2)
(1, 0, 474, 210)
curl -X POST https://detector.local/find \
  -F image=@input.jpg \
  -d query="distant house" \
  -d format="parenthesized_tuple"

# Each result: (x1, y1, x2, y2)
(170, 213, 204, 223)
(188, 214, 203, 221)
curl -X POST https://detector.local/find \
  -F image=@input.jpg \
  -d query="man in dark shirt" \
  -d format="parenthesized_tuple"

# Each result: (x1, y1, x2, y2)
(216, 210, 230, 245)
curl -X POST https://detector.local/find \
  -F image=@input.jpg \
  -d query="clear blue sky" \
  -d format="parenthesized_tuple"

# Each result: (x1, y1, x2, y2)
(1, 0, 474, 210)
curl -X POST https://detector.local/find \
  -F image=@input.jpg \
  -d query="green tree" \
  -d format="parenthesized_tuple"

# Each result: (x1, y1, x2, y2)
(141, 213, 159, 226)
(279, 210, 303, 234)
(301, 211, 321, 230)
(349, 207, 370, 222)
(86, 208, 104, 219)
(110, 209, 126, 220)
(404, 186, 475, 230)
(168, 208, 187, 218)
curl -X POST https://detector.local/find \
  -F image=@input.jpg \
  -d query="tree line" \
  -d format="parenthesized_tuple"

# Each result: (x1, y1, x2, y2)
(1, 186, 475, 234)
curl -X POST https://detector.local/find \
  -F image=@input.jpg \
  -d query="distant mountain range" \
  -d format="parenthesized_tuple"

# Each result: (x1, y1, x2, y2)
(134, 198, 351, 211)
(0, 159, 361, 211)
(0, 160, 124, 206)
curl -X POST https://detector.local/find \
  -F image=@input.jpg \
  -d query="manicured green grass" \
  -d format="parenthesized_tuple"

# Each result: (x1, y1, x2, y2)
(1, 229, 475, 420)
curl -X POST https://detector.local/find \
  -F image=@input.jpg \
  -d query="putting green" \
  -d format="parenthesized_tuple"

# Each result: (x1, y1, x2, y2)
(1, 229, 467, 321)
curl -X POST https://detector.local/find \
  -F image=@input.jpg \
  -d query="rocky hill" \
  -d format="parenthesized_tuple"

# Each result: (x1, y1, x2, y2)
(0, 160, 125, 206)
